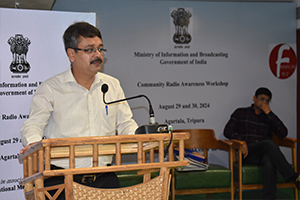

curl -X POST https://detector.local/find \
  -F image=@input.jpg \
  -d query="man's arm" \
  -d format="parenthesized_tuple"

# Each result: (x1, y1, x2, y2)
(115, 98, 138, 135)
(20, 142, 37, 154)
(20, 83, 53, 150)
(110, 80, 138, 135)
(224, 109, 241, 140)
(260, 101, 287, 138)
(267, 111, 288, 138)
(224, 109, 249, 158)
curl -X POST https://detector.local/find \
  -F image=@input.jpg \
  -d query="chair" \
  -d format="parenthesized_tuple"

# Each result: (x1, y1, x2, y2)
(171, 129, 234, 200)
(18, 132, 190, 200)
(231, 135, 298, 200)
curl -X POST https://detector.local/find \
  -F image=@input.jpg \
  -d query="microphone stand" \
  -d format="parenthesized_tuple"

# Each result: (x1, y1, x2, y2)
(102, 85, 168, 134)
(102, 83, 173, 159)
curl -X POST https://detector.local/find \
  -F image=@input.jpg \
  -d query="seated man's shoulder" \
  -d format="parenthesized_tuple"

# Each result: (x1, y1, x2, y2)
(232, 106, 251, 116)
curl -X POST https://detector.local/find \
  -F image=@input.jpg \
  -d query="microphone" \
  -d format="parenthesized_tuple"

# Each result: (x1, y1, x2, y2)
(101, 84, 168, 134)
(101, 83, 109, 94)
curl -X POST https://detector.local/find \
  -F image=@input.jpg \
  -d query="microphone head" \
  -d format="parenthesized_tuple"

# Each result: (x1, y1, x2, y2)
(101, 84, 109, 93)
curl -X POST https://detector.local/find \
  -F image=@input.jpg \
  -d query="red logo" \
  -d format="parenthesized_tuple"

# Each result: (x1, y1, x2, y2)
(269, 44, 296, 79)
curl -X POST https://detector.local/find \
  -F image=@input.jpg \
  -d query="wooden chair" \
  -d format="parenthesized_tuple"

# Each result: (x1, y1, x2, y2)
(171, 129, 234, 200)
(231, 135, 298, 200)
(18, 132, 190, 200)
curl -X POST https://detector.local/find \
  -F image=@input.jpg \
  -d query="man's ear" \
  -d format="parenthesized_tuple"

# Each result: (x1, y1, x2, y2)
(253, 95, 256, 102)
(67, 48, 76, 62)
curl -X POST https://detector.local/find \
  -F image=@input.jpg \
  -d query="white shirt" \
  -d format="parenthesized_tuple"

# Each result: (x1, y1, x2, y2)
(21, 67, 138, 168)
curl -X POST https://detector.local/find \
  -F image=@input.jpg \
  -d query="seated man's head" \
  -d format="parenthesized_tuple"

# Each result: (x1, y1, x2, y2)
(253, 87, 272, 112)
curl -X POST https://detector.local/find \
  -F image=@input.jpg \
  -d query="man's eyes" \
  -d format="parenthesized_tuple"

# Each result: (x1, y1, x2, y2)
(86, 48, 94, 53)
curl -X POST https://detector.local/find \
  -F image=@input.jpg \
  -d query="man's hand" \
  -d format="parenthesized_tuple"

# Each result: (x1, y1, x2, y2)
(241, 143, 248, 158)
(259, 102, 271, 114)
(20, 142, 37, 154)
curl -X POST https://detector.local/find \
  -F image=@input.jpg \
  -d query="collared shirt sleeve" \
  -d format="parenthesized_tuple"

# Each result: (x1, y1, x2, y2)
(20, 81, 53, 146)
(223, 108, 241, 140)
(267, 111, 288, 138)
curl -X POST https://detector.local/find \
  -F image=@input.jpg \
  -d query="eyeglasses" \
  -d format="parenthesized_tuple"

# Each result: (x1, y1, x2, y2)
(259, 97, 271, 104)
(71, 47, 107, 54)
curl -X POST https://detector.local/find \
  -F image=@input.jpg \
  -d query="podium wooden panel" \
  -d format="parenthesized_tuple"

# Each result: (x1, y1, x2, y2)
(19, 132, 190, 200)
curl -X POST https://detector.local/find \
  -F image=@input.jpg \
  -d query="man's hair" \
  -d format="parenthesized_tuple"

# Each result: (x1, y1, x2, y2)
(63, 22, 102, 53)
(255, 87, 272, 99)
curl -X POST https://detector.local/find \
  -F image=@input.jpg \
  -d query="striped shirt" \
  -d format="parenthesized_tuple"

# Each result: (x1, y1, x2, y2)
(224, 104, 287, 143)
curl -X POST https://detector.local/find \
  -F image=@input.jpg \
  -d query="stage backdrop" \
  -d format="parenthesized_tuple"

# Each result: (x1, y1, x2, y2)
(0, 8, 95, 200)
(53, 0, 297, 165)
(0, 1, 297, 199)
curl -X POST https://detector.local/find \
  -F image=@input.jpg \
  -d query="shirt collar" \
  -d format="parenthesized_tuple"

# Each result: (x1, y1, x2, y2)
(64, 66, 103, 86)
(94, 72, 102, 85)
(64, 67, 77, 83)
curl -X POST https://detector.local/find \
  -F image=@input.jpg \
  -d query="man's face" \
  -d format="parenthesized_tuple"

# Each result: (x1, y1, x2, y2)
(69, 36, 104, 77)
(253, 94, 271, 109)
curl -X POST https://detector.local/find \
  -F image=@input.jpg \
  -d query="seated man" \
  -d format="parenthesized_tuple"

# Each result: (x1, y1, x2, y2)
(20, 22, 138, 199)
(224, 87, 299, 200)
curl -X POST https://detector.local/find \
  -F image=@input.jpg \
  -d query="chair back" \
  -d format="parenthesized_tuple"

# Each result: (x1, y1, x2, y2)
(174, 129, 231, 162)
(171, 129, 234, 200)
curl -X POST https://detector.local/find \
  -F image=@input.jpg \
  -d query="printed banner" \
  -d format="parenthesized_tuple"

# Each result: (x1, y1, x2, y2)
(72, 1, 296, 166)
(0, 8, 95, 200)
(0, 1, 297, 199)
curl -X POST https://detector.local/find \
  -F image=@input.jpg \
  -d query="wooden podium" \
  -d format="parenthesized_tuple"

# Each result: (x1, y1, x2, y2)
(18, 132, 190, 200)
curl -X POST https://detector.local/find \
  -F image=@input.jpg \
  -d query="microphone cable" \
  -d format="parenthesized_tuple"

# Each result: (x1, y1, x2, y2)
(164, 125, 174, 159)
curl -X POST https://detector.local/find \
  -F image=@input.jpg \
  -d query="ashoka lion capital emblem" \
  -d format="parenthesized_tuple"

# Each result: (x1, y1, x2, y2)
(8, 34, 31, 73)
(171, 8, 192, 44)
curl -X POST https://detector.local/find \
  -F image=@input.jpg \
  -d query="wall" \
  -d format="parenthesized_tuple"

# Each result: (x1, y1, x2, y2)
(51, 0, 297, 164)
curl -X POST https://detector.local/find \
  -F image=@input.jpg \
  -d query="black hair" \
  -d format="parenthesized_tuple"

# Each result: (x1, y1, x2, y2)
(63, 22, 102, 53)
(255, 87, 272, 99)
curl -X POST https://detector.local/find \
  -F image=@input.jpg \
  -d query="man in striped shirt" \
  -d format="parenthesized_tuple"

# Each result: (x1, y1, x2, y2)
(224, 87, 299, 200)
